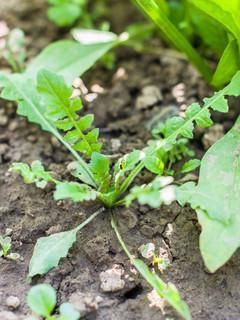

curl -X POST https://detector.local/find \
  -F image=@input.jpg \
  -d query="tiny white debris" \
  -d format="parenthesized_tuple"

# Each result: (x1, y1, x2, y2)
(161, 185, 176, 205)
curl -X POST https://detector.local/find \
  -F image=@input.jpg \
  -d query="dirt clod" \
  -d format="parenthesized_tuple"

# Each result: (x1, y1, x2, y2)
(100, 265, 125, 292)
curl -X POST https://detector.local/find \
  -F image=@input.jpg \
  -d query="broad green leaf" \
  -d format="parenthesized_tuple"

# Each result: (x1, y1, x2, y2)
(133, 0, 212, 81)
(59, 303, 80, 320)
(48, 3, 81, 27)
(134, 259, 191, 320)
(177, 118, 240, 272)
(27, 284, 56, 317)
(37, 69, 101, 157)
(29, 208, 104, 277)
(54, 182, 97, 202)
(180, 159, 201, 173)
(0, 72, 95, 187)
(29, 228, 78, 278)
(212, 39, 240, 88)
(10, 161, 56, 188)
(25, 40, 117, 84)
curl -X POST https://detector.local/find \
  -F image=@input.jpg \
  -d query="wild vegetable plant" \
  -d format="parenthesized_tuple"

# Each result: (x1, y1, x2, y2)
(2, 55, 240, 317)
(133, 0, 240, 88)
(27, 284, 80, 320)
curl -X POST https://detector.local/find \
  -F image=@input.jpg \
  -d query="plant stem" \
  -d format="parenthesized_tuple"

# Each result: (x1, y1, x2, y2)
(75, 207, 105, 232)
(110, 213, 133, 262)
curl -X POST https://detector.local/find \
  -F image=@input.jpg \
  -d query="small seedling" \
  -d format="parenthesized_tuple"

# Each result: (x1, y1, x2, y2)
(139, 243, 170, 273)
(0, 234, 20, 260)
(27, 284, 80, 320)
(2, 28, 26, 72)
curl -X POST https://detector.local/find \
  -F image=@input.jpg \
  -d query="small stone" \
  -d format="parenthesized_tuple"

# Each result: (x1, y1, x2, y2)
(50, 136, 61, 147)
(202, 124, 224, 150)
(0, 311, 18, 320)
(46, 225, 62, 235)
(69, 292, 103, 317)
(111, 138, 121, 152)
(27, 135, 37, 143)
(0, 143, 9, 155)
(136, 85, 163, 110)
(0, 115, 8, 126)
(8, 121, 19, 132)
(100, 264, 125, 292)
(6, 296, 20, 310)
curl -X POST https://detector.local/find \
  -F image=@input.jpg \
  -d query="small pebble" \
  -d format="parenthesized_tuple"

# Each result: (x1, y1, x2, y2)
(6, 296, 20, 310)
(136, 85, 163, 110)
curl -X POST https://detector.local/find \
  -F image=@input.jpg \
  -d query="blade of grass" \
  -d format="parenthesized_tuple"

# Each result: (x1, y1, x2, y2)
(132, 0, 212, 82)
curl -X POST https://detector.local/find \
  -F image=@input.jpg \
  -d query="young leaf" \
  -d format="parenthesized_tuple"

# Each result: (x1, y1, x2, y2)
(27, 284, 56, 317)
(89, 152, 110, 192)
(177, 117, 240, 272)
(125, 176, 176, 208)
(143, 155, 164, 174)
(180, 159, 201, 173)
(37, 69, 101, 157)
(134, 259, 192, 320)
(10, 161, 56, 188)
(54, 182, 97, 202)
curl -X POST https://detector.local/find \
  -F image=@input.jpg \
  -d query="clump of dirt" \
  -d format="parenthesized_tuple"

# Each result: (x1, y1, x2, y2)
(1, 1, 240, 320)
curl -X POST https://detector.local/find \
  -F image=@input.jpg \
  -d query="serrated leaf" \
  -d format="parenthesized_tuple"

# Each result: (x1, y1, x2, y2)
(29, 229, 78, 278)
(27, 284, 56, 317)
(0, 72, 95, 187)
(10, 161, 56, 188)
(37, 69, 101, 157)
(195, 108, 213, 128)
(177, 118, 240, 272)
(54, 182, 97, 202)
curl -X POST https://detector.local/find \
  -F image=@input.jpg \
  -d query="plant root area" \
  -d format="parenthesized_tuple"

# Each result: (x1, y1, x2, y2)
(0, 1, 240, 319)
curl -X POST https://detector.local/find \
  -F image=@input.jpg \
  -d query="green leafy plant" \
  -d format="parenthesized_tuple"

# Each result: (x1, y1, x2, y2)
(133, 0, 240, 88)
(1, 28, 26, 72)
(0, 234, 20, 260)
(27, 284, 80, 320)
(2, 59, 240, 318)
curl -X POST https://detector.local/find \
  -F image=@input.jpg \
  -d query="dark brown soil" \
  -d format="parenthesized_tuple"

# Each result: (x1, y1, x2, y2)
(1, 1, 240, 320)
